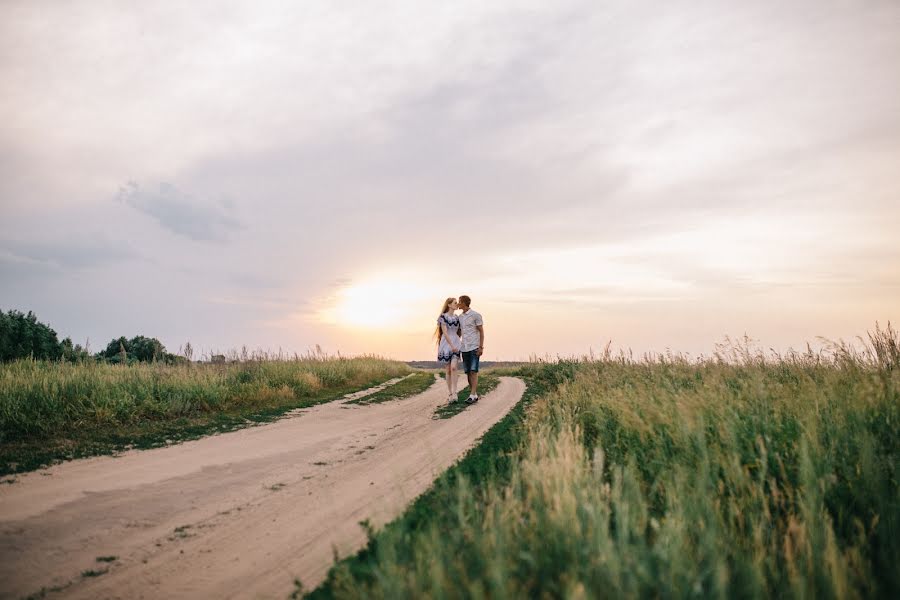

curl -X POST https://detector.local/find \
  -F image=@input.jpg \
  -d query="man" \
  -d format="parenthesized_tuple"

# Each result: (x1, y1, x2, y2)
(457, 295, 484, 404)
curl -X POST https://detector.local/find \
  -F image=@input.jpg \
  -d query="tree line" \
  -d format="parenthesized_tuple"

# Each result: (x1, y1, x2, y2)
(0, 308, 186, 364)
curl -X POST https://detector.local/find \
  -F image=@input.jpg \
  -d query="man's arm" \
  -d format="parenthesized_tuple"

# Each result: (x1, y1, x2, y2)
(476, 325, 484, 356)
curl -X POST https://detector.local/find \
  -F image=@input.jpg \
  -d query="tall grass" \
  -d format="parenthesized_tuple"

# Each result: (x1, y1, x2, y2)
(315, 325, 899, 598)
(0, 356, 410, 474)
(0, 356, 409, 441)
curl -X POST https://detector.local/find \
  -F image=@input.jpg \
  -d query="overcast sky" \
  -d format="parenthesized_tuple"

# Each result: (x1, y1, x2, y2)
(2, 0, 898, 360)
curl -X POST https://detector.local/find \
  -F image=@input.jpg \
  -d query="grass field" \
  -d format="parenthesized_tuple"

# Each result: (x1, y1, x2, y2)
(0, 356, 410, 477)
(309, 326, 899, 599)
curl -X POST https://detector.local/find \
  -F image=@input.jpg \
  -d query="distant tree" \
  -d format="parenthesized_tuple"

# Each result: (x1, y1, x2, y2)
(128, 335, 166, 362)
(0, 309, 63, 362)
(99, 335, 169, 363)
(60, 337, 92, 363)
(99, 336, 129, 363)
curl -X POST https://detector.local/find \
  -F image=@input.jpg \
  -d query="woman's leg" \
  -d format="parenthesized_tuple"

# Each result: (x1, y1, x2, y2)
(449, 356, 459, 395)
(445, 363, 454, 395)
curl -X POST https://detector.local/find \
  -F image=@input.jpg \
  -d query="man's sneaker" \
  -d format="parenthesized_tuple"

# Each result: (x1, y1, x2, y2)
(471, 395, 479, 403)
(464, 395, 475, 404)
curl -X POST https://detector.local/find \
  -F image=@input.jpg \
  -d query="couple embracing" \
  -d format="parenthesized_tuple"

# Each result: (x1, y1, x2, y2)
(435, 295, 484, 405)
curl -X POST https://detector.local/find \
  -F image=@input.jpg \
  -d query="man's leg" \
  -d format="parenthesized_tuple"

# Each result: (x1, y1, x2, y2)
(470, 350, 480, 397)
(463, 350, 480, 403)
(462, 351, 475, 399)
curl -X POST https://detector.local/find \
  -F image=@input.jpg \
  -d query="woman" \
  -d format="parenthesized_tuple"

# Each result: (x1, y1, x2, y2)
(435, 297, 462, 403)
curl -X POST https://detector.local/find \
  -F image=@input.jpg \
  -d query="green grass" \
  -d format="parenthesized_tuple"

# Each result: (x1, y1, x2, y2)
(306, 326, 899, 599)
(0, 356, 410, 476)
(432, 373, 501, 419)
(344, 372, 435, 405)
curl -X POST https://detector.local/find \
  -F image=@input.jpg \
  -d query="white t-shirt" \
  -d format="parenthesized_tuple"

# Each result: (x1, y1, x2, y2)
(459, 309, 483, 352)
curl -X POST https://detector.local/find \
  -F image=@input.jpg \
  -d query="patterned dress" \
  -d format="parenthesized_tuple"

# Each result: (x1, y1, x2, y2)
(437, 312, 462, 364)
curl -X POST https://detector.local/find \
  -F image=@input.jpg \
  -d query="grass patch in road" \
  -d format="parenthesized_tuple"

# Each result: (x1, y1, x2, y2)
(1, 357, 410, 477)
(169, 524, 193, 540)
(432, 373, 500, 420)
(343, 372, 435, 406)
(95, 556, 117, 563)
(80, 569, 108, 578)
(22, 581, 74, 600)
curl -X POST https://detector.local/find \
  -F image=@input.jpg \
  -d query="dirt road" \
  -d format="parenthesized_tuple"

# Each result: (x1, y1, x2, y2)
(0, 375, 525, 599)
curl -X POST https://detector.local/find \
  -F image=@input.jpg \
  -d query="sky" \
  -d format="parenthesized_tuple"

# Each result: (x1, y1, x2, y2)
(1, 0, 898, 361)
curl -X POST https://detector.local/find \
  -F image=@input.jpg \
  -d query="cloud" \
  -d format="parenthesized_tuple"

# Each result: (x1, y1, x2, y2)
(0, 236, 139, 294)
(116, 181, 242, 242)
(0, 237, 137, 270)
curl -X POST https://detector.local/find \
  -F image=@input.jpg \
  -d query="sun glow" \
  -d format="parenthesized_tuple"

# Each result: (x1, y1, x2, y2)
(322, 277, 437, 330)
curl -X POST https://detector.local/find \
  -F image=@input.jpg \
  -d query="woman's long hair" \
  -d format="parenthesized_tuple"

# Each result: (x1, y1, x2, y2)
(434, 297, 456, 344)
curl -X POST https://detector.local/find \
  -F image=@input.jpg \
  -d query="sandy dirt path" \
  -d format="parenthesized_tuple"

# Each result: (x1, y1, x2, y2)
(0, 375, 525, 600)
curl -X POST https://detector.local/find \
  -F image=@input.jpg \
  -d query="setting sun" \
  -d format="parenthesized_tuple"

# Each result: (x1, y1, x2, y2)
(322, 278, 437, 330)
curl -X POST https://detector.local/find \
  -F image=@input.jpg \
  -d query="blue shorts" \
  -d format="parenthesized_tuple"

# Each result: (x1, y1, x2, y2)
(461, 350, 480, 373)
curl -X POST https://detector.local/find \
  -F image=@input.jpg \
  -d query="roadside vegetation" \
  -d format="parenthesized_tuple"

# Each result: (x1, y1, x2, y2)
(0, 356, 410, 476)
(309, 324, 899, 599)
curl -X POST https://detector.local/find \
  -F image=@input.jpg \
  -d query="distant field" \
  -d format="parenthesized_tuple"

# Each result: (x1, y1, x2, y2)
(312, 326, 899, 599)
(0, 356, 410, 476)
